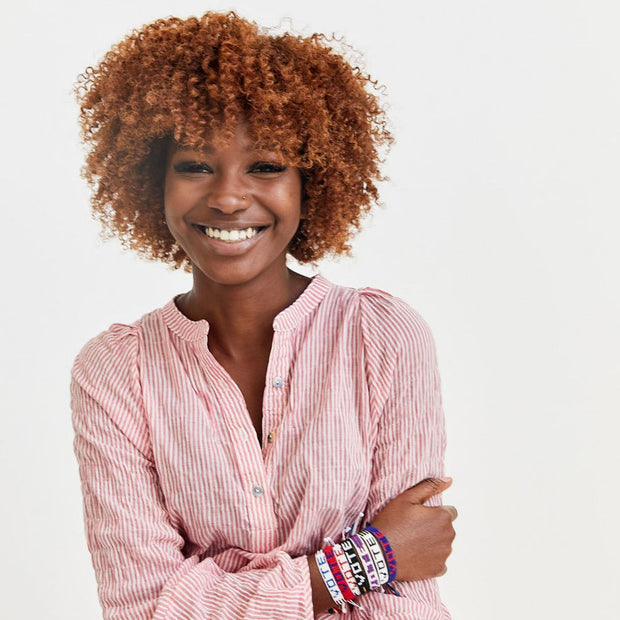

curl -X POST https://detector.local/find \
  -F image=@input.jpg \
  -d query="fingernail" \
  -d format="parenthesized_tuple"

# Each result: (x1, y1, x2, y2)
(439, 477, 452, 483)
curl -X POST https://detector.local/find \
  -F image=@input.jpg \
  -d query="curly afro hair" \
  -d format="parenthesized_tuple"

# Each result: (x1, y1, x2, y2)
(76, 11, 393, 269)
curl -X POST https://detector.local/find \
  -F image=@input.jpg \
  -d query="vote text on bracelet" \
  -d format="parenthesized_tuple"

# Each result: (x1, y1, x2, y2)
(314, 525, 396, 609)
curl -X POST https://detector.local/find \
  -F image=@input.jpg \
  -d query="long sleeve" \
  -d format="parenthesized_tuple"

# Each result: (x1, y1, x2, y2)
(71, 325, 313, 620)
(357, 289, 451, 619)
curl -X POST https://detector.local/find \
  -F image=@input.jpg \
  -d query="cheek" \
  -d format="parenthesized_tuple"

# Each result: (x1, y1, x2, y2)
(279, 175, 303, 223)
(163, 179, 193, 223)
(278, 197, 302, 229)
(162, 183, 189, 242)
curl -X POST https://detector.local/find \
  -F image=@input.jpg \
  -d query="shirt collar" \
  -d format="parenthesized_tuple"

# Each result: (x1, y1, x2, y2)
(161, 274, 332, 342)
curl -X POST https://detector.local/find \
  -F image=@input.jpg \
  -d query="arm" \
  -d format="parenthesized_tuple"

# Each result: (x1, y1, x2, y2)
(357, 290, 453, 618)
(71, 327, 331, 620)
(364, 300, 447, 518)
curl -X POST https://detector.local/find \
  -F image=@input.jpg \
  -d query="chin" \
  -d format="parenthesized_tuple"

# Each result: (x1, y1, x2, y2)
(189, 256, 286, 289)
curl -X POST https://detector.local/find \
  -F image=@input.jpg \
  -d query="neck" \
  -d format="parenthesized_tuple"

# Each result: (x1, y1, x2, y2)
(178, 264, 311, 359)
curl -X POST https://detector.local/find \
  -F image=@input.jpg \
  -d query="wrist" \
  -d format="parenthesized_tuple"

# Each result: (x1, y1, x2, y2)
(311, 526, 397, 612)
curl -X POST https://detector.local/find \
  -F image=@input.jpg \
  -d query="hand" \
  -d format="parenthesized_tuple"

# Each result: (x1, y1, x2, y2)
(370, 477, 457, 581)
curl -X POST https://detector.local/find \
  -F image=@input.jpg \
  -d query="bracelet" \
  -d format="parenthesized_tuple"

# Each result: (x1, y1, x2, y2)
(364, 525, 397, 582)
(315, 525, 398, 611)
(324, 545, 356, 602)
(351, 534, 381, 590)
(315, 549, 346, 607)
(333, 543, 361, 597)
(358, 529, 390, 585)
(339, 538, 370, 594)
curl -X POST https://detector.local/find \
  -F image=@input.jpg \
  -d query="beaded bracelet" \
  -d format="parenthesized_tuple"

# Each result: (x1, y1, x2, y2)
(339, 538, 370, 594)
(351, 534, 381, 589)
(315, 525, 397, 611)
(358, 529, 390, 585)
(324, 545, 357, 601)
(364, 525, 397, 582)
(333, 543, 361, 598)
(315, 549, 346, 608)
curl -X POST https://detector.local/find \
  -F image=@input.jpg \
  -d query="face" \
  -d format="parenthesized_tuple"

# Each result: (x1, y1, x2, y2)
(164, 122, 303, 287)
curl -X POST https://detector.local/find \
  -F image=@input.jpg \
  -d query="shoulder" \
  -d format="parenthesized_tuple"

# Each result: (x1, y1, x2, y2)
(354, 285, 436, 351)
(70, 301, 168, 390)
(72, 301, 174, 374)
(70, 310, 164, 458)
(71, 320, 142, 391)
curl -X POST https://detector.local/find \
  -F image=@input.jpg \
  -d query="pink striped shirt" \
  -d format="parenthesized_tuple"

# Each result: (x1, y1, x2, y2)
(71, 274, 450, 619)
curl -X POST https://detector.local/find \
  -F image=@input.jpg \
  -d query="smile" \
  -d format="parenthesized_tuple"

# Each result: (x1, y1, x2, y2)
(194, 225, 265, 243)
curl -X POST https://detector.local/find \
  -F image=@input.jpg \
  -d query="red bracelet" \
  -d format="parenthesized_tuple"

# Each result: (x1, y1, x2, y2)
(324, 545, 357, 601)
(333, 543, 361, 597)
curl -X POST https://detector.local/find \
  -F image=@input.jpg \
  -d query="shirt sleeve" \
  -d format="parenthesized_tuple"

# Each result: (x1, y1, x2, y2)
(71, 325, 313, 620)
(357, 289, 451, 619)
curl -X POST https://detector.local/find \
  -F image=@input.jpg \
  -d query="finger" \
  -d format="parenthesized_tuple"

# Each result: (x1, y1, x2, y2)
(443, 505, 458, 521)
(401, 477, 452, 504)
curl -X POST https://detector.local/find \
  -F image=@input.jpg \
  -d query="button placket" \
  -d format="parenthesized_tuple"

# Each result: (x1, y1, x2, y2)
(203, 350, 275, 545)
(262, 332, 291, 457)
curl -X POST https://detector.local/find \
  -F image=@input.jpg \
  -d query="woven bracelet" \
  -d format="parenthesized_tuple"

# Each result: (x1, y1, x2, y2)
(333, 543, 361, 598)
(351, 534, 381, 590)
(339, 538, 370, 594)
(364, 525, 397, 582)
(315, 549, 346, 607)
(324, 545, 356, 602)
(358, 529, 390, 585)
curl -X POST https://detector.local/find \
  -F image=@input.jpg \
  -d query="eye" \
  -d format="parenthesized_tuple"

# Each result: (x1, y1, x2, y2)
(172, 161, 213, 174)
(250, 162, 287, 174)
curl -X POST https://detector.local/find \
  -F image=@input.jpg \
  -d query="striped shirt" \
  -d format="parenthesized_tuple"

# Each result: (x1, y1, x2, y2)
(71, 274, 451, 619)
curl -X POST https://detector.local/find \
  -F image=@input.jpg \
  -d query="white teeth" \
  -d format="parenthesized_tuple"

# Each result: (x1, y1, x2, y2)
(202, 226, 261, 242)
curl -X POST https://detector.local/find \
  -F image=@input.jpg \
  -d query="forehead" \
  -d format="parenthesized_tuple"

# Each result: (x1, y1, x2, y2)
(170, 120, 287, 156)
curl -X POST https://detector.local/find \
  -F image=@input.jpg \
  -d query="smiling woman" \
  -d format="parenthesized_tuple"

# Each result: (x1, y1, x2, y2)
(71, 10, 456, 620)
(75, 11, 390, 268)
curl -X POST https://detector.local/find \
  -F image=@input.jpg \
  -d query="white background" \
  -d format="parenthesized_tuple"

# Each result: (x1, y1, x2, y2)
(1, 1, 619, 618)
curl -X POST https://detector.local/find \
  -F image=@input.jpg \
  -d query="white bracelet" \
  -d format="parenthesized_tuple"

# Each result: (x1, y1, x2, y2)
(358, 529, 390, 585)
(315, 549, 346, 607)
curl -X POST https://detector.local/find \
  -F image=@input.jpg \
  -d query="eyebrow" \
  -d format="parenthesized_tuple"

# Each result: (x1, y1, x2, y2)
(172, 144, 278, 155)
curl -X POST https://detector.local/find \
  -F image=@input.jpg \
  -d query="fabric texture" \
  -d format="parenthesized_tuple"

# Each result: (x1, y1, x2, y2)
(71, 274, 451, 619)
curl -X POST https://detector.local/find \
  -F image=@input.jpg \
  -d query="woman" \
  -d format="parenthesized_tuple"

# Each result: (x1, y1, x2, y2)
(71, 11, 457, 619)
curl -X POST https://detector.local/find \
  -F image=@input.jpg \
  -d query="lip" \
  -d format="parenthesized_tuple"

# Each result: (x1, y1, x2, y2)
(191, 223, 268, 256)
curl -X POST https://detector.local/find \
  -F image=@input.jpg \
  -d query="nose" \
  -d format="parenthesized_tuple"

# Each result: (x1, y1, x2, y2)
(205, 172, 249, 214)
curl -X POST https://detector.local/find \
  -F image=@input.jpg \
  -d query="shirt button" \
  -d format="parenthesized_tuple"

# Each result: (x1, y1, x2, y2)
(272, 377, 284, 388)
(267, 431, 275, 443)
(251, 484, 264, 497)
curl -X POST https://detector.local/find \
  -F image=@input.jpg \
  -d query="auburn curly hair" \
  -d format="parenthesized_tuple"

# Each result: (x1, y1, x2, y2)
(76, 11, 393, 268)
